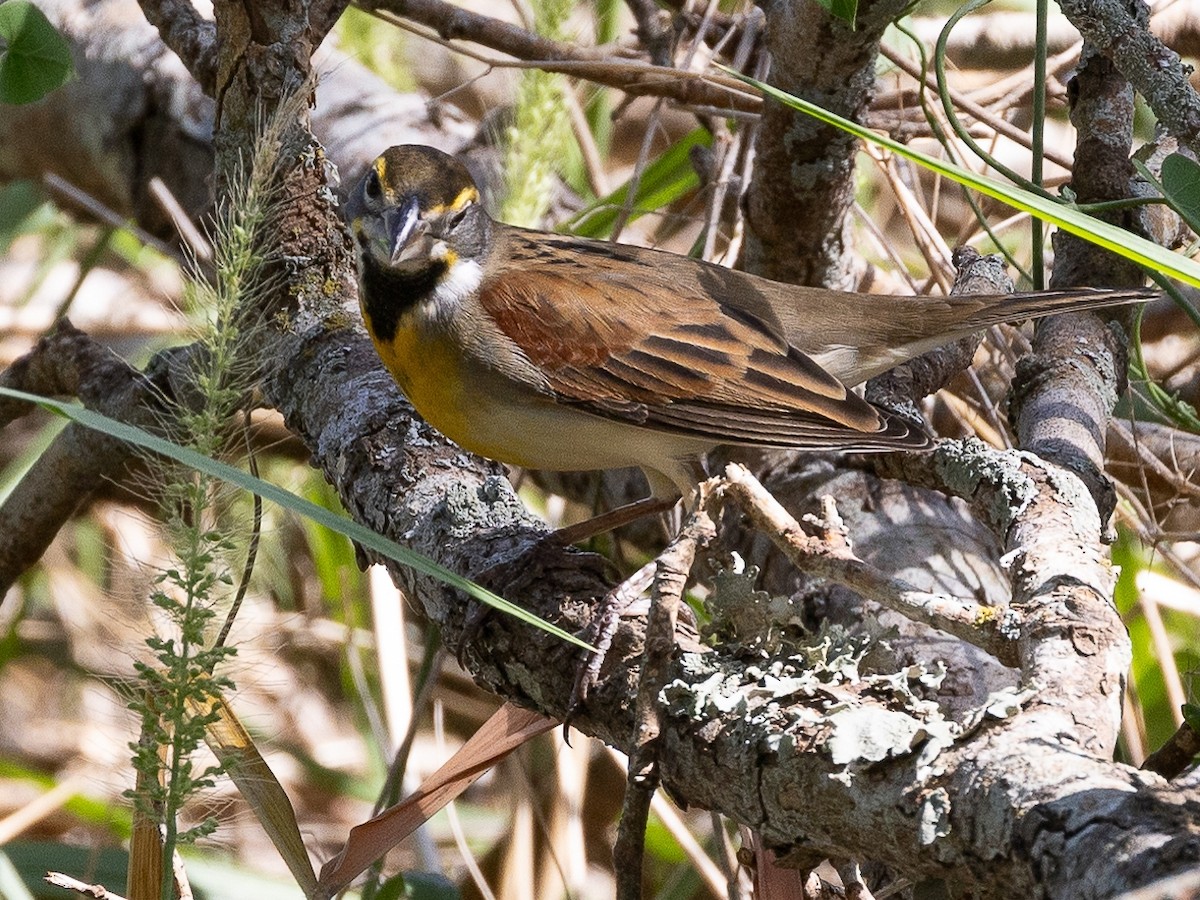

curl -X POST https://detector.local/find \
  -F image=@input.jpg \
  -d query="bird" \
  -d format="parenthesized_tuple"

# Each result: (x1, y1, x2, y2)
(343, 144, 1153, 507)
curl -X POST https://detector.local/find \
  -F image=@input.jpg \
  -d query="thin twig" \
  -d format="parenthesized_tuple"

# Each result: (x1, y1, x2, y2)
(1109, 419, 1200, 501)
(148, 176, 214, 263)
(433, 700, 500, 900)
(363, 0, 762, 114)
(44, 873, 129, 900)
(171, 849, 195, 900)
(863, 144, 955, 292)
(43, 174, 179, 261)
(562, 83, 610, 197)
(606, 746, 732, 899)
(1136, 591, 1187, 727)
(611, 97, 667, 239)
(0, 778, 82, 844)
(879, 44, 1075, 171)
(615, 489, 717, 900)
(709, 811, 746, 900)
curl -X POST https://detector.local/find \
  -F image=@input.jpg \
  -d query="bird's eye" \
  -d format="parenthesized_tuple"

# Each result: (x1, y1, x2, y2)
(364, 169, 382, 201)
(445, 206, 468, 229)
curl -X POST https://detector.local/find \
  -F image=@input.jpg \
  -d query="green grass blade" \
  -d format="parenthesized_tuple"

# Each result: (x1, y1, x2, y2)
(722, 67, 1200, 289)
(0, 386, 594, 652)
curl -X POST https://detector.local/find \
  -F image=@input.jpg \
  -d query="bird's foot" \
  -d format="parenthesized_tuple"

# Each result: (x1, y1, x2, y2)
(568, 560, 658, 720)
(454, 496, 676, 669)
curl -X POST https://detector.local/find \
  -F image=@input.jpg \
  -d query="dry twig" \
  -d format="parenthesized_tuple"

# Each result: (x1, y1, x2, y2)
(44, 873, 129, 900)
(615, 489, 717, 900)
(723, 463, 1020, 666)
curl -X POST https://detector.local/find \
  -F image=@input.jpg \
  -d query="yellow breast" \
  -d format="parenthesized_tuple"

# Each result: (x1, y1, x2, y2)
(363, 304, 710, 498)
(366, 307, 556, 467)
(366, 310, 478, 446)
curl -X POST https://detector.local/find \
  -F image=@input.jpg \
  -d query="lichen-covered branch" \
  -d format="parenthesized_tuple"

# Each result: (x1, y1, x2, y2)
(723, 463, 1019, 665)
(1057, 0, 1200, 150)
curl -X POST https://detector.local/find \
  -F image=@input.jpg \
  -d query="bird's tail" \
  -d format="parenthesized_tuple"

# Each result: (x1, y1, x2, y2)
(955, 286, 1156, 331)
(834, 285, 1158, 385)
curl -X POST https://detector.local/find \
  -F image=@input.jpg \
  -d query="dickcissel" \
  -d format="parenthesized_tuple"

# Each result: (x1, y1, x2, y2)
(344, 144, 1151, 503)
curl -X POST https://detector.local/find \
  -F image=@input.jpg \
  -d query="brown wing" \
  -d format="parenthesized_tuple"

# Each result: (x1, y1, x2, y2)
(478, 228, 929, 451)
(489, 228, 1155, 387)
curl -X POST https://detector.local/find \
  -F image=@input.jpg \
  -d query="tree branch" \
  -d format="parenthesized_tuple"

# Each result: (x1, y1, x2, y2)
(360, 0, 761, 115)
(865, 247, 1005, 425)
(135, 0, 218, 94)
(1012, 50, 1147, 519)
(0, 320, 168, 597)
(263, 313, 1186, 890)
(1057, 0, 1200, 150)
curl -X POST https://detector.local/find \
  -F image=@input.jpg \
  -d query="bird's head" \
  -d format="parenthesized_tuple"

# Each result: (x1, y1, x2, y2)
(344, 145, 489, 276)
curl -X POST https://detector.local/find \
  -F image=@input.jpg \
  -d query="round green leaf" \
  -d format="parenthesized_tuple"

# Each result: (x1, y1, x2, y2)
(0, 0, 74, 105)
(1161, 153, 1200, 238)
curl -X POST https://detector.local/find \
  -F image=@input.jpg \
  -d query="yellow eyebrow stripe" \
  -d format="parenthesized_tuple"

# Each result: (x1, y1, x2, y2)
(450, 186, 479, 210)
(429, 186, 479, 215)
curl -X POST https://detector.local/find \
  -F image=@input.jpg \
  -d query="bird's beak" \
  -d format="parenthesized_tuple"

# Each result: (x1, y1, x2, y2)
(385, 195, 431, 265)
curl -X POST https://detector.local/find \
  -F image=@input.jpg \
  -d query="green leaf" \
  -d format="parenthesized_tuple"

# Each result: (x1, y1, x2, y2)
(1182, 703, 1200, 733)
(0, 386, 595, 652)
(564, 128, 711, 239)
(0, 180, 54, 253)
(722, 67, 1200, 290)
(1160, 153, 1200, 238)
(375, 872, 460, 900)
(0, 0, 74, 105)
(814, 0, 858, 27)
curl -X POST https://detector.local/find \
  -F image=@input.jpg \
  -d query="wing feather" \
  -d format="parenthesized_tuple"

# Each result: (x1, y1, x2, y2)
(479, 227, 928, 450)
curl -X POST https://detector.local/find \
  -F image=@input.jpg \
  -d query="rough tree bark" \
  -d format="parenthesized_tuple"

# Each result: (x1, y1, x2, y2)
(1, 1, 1198, 898)
(742, 0, 910, 290)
